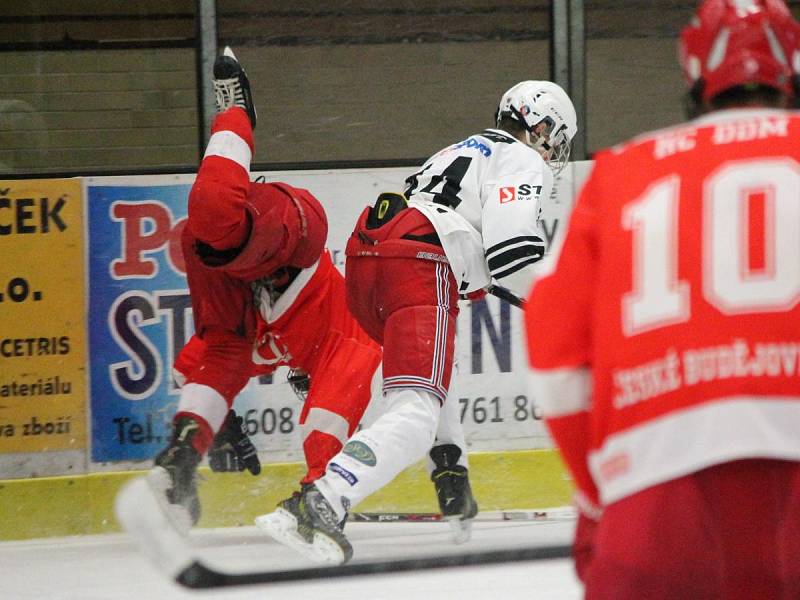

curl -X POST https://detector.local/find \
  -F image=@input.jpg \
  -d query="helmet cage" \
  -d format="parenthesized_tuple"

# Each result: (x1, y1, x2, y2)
(287, 369, 310, 402)
(542, 127, 572, 175)
(511, 110, 572, 175)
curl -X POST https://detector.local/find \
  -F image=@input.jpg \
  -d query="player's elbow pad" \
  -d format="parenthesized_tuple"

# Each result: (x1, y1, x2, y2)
(487, 237, 545, 298)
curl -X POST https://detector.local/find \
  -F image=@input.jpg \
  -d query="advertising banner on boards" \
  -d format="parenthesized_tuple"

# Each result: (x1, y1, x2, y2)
(87, 178, 194, 462)
(85, 162, 590, 464)
(0, 178, 87, 454)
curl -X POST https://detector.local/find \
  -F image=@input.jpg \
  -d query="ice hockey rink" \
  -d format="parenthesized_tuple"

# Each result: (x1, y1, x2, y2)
(1, 5, 705, 600)
(2, 518, 581, 599)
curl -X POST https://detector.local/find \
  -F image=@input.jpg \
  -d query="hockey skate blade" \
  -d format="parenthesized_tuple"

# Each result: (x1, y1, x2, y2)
(446, 516, 474, 545)
(144, 467, 193, 535)
(255, 509, 347, 566)
(115, 476, 194, 579)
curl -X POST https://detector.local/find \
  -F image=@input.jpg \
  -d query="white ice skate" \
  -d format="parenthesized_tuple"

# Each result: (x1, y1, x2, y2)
(446, 515, 474, 545)
(255, 508, 346, 565)
(255, 485, 352, 566)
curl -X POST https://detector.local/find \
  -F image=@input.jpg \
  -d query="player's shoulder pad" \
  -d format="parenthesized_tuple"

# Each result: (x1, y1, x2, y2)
(476, 129, 518, 145)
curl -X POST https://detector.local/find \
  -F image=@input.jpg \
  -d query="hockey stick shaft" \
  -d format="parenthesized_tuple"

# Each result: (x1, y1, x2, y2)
(349, 507, 575, 523)
(176, 543, 572, 589)
(487, 284, 526, 308)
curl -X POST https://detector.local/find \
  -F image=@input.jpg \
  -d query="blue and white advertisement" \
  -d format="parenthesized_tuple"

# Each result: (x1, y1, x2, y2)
(87, 177, 193, 462)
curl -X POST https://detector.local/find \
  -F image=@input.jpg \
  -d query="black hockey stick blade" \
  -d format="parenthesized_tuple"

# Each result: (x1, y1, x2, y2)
(176, 543, 572, 589)
(487, 284, 526, 308)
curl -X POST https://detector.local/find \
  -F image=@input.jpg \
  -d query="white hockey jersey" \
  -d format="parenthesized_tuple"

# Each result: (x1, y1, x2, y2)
(404, 128, 552, 297)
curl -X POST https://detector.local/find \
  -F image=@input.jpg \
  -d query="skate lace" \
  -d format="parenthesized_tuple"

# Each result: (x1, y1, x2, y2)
(213, 78, 245, 111)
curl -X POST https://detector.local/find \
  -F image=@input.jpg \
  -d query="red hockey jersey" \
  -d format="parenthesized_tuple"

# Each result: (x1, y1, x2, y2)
(177, 250, 380, 382)
(526, 108, 800, 510)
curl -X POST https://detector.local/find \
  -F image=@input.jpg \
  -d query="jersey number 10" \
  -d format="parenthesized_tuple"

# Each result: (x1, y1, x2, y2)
(621, 158, 800, 337)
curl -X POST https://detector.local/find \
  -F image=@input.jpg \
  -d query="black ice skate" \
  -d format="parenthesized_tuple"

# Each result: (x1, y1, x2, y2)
(213, 46, 257, 128)
(430, 444, 479, 544)
(149, 416, 203, 533)
(255, 484, 352, 565)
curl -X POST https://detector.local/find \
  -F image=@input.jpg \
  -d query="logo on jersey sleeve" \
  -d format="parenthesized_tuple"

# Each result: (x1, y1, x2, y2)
(342, 440, 377, 466)
(499, 184, 543, 204)
(329, 463, 358, 485)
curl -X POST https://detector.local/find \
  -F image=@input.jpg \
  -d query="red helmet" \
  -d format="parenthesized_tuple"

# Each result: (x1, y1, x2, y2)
(678, 0, 800, 103)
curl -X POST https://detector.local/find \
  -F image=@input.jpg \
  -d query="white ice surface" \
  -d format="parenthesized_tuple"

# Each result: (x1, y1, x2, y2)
(1, 520, 582, 600)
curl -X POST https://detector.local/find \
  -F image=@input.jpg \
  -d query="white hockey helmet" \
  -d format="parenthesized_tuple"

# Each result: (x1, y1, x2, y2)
(496, 80, 578, 174)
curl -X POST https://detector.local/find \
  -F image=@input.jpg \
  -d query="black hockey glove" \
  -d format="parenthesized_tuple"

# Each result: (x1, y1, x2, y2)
(208, 409, 261, 475)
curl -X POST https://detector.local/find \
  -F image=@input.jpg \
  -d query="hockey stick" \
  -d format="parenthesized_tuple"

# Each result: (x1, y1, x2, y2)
(349, 507, 575, 523)
(176, 543, 573, 589)
(486, 284, 526, 308)
(116, 476, 572, 590)
(178, 509, 575, 588)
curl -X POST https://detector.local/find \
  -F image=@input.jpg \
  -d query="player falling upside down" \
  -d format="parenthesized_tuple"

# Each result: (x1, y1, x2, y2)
(526, 1, 800, 597)
(257, 79, 577, 564)
(136, 47, 382, 532)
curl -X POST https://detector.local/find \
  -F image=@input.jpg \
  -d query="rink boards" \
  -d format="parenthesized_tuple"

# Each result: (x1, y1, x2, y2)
(0, 162, 591, 540)
(0, 448, 571, 539)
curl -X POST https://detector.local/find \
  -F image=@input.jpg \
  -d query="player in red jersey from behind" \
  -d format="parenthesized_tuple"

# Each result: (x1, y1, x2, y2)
(526, 1, 800, 597)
